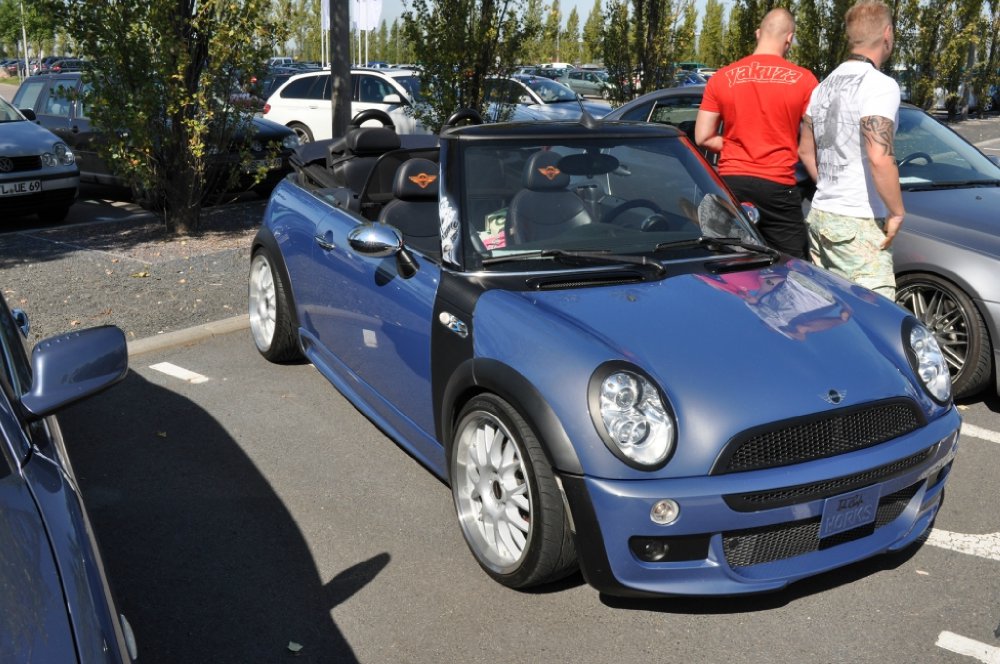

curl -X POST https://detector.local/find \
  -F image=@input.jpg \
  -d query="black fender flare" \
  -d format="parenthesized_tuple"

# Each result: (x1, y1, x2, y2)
(439, 357, 584, 476)
(251, 227, 302, 333)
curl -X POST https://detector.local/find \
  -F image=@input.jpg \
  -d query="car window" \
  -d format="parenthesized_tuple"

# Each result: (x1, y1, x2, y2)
(0, 300, 33, 404)
(78, 82, 93, 118)
(0, 97, 22, 122)
(617, 101, 654, 122)
(12, 79, 46, 112)
(281, 74, 328, 100)
(895, 107, 1000, 188)
(359, 75, 394, 103)
(520, 77, 577, 103)
(486, 79, 524, 105)
(42, 82, 76, 117)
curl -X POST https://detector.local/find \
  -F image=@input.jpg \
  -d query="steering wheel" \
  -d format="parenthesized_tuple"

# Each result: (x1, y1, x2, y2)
(898, 151, 933, 167)
(603, 199, 664, 226)
(349, 108, 396, 131)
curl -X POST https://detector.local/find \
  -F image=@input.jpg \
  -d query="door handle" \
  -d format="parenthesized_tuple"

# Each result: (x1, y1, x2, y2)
(314, 234, 335, 250)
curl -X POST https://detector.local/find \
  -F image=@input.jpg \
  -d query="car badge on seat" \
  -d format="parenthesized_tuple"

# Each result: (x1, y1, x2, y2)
(409, 173, 437, 189)
(538, 166, 561, 180)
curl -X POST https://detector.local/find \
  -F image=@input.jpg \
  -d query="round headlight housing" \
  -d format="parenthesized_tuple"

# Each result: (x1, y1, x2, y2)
(589, 364, 675, 469)
(905, 319, 951, 404)
(282, 133, 301, 150)
(54, 142, 75, 165)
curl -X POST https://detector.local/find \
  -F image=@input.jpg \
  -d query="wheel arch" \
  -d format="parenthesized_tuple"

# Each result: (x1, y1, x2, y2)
(896, 267, 997, 353)
(439, 358, 584, 478)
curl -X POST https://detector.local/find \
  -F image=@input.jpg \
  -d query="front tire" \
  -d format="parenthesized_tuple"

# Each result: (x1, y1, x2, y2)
(896, 272, 993, 398)
(450, 394, 577, 589)
(248, 249, 301, 362)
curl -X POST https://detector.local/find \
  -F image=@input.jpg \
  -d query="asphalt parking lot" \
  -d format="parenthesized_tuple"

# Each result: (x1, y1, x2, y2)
(61, 330, 1000, 664)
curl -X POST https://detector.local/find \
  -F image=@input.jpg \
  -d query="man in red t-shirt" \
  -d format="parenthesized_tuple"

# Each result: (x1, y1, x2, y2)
(694, 8, 818, 259)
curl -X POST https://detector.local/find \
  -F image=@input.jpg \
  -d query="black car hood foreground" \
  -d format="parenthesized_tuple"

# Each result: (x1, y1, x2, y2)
(0, 475, 77, 659)
(902, 185, 1000, 256)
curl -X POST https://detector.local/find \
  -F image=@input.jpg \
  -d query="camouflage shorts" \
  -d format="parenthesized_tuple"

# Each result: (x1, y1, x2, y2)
(806, 208, 896, 299)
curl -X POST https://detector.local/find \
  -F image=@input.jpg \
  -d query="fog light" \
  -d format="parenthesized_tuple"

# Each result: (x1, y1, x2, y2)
(635, 538, 670, 562)
(650, 499, 679, 525)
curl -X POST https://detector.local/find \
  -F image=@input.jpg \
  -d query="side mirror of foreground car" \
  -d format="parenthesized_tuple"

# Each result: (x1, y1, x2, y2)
(347, 223, 419, 279)
(21, 325, 129, 419)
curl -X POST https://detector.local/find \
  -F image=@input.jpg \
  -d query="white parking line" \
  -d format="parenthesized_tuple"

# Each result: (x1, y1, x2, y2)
(936, 631, 1000, 663)
(964, 424, 1000, 445)
(149, 362, 209, 384)
(926, 530, 1000, 561)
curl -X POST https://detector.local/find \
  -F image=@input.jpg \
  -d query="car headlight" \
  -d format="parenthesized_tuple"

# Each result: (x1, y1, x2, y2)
(41, 142, 76, 167)
(904, 318, 951, 404)
(589, 363, 676, 469)
(282, 134, 300, 150)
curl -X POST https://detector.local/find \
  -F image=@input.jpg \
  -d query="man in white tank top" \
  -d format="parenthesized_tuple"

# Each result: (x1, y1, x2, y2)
(798, 0, 903, 298)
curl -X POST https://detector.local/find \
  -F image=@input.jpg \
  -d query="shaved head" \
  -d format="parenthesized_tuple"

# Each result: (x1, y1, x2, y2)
(846, 0, 893, 49)
(759, 8, 795, 39)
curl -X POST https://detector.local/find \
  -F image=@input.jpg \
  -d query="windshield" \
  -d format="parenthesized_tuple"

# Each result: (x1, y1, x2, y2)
(459, 134, 760, 271)
(896, 107, 1000, 189)
(519, 77, 579, 104)
(0, 96, 24, 122)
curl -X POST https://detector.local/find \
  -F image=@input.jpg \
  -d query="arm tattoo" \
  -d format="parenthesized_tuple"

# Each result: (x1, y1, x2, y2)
(801, 114, 813, 131)
(860, 116, 896, 157)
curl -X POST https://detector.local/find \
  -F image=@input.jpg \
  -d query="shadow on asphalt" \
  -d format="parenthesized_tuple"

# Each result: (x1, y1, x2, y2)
(62, 371, 379, 663)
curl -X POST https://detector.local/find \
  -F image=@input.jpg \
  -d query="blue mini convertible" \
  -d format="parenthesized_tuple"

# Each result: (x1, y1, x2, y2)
(248, 113, 961, 597)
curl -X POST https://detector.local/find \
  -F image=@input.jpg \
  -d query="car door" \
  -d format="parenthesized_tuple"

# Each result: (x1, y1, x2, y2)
(272, 73, 332, 141)
(64, 81, 107, 181)
(301, 205, 441, 443)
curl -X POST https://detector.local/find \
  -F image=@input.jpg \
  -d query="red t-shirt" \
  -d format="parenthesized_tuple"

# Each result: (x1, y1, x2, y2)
(701, 54, 818, 185)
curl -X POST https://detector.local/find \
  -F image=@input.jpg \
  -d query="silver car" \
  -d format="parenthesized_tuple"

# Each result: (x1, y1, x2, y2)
(606, 87, 1000, 399)
(0, 95, 78, 222)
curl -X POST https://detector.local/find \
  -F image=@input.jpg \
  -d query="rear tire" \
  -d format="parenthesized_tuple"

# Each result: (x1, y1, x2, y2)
(288, 122, 313, 143)
(248, 249, 301, 362)
(896, 272, 992, 398)
(450, 394, 577, 589)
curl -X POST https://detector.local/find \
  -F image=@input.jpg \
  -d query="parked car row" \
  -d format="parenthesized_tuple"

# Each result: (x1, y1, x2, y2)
(11, 71, 299, 206)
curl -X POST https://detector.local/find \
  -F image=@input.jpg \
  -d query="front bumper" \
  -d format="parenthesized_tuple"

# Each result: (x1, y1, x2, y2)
(561, 407, 961, 597)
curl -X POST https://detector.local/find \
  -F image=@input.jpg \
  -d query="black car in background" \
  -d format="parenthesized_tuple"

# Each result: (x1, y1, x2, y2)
(12, 72, 300, 200)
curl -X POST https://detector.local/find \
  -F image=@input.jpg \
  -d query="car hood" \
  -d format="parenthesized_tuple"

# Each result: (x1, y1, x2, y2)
(0, 119, 64, 155)
(901, 185, 1000, 257)
(473, 260, 935, 479)
(0, 475, 76, 659)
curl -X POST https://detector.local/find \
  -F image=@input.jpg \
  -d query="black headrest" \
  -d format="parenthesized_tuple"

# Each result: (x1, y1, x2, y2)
(523, 151, 569, 191)
(346, 127, 400, 156)
(393, 158, 439, 201)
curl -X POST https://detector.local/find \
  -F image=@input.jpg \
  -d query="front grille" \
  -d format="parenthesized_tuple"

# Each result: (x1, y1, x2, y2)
(0, 155, 43, 173)
(712, 399, 924, 475)
(723, 446, 935, 511)
(722, 483, 921, 568)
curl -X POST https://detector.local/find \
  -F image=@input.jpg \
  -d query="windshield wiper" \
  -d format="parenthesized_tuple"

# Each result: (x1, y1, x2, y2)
(904, 179, 1000, 191)
(482, 248, 666, 275)
(655, 236, 781, 261)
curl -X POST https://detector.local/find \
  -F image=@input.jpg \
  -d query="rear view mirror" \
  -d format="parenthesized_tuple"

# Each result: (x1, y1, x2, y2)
(382, 93, 403, 105)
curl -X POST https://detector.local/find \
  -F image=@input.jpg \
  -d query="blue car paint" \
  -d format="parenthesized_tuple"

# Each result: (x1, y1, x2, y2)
(0, 313, 133, 661)
(256, 121, 962, 597)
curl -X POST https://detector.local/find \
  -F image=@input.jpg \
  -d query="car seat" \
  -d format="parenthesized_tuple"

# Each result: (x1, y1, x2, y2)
(377, 157, 440, 259)
(506, 151, 592, 244)
(328, 126, 401, 193)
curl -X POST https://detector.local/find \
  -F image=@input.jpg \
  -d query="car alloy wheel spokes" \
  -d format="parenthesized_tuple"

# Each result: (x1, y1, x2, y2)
(249, 256, 277, 348)
(900, 284, 967, 374)
(456, 413, 531, 572)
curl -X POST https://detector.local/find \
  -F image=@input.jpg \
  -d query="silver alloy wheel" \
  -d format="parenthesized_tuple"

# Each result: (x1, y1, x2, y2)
(897, 282, 968, 376)
(453, 410, 533, 574)
(249, 253, 276, 351)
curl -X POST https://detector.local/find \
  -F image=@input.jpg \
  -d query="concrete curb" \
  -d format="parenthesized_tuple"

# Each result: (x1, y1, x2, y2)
(127, 314, 250, 357)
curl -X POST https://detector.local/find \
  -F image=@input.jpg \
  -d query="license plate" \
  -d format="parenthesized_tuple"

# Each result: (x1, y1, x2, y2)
(819, 485, 880, 539)
(248, 158, 282, 172)
(0, 180, 42, 197)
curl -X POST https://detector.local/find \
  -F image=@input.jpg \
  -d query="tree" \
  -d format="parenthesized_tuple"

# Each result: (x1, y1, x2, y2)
(565, 7, 582, 65)
(521, 0, 547, 63)
(697, 0, 727, 67)
(543, 0, 562, 62)
(791, 0, 825, 76)
(402, 0, 536, 132)
(676, 1, 699, 62)
(62, 0, 290, 234)
(581, 0, 605, 64)
(0, 0, 60, 63)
